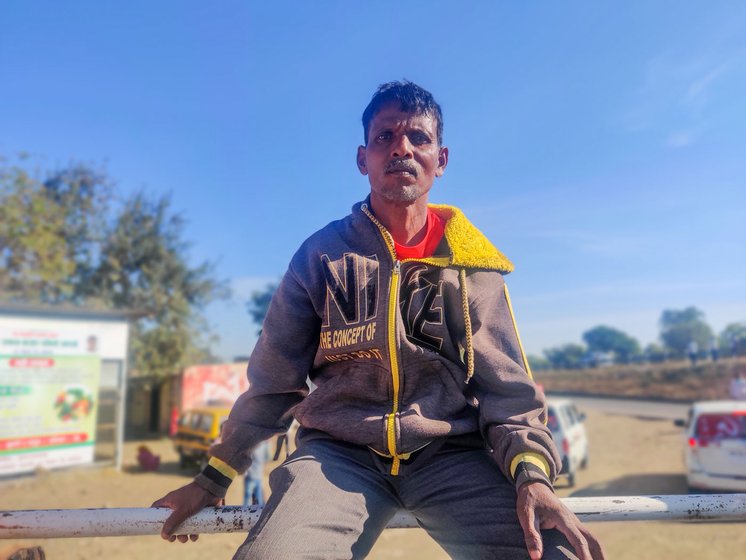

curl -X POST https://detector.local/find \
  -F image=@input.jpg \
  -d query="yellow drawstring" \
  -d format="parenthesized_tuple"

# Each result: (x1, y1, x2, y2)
(459, 269, 475, 383)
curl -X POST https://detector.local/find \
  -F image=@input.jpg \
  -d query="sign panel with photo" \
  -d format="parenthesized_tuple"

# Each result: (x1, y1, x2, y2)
(0, 327, 101, 475)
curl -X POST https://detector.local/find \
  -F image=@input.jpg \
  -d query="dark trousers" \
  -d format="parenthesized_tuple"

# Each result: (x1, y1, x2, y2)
(234, 438, 577, 560)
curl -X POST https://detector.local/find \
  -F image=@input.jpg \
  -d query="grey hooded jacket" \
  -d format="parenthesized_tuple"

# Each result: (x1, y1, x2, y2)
(196, 200, 561, 497)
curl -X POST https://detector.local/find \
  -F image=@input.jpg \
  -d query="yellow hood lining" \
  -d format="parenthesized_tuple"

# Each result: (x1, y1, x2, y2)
(429, 204, 514, 273)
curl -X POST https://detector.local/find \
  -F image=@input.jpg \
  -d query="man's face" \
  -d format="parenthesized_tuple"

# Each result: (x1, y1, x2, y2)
(357, 103, 448, 204)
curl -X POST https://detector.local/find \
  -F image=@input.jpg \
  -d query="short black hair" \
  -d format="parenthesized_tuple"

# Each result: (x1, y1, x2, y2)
(362, 80, 444, 146)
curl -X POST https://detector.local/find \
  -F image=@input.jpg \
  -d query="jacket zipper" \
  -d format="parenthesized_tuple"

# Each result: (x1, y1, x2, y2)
(361, 203, 468, 474)
(362, 204, 404, 475)
(386, 260, 402, 474)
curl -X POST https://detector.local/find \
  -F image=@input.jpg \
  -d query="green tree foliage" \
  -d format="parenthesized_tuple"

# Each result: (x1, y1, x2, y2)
(721, 322, 746, 357)
(659, 306, 713, 357)
(527, 354, 551, 372)
(0, 157, 228, 379)
(582, 325, 641, 364)
(0, 162, 112, 303)
(42, 164, 112, 296)
(643, 342, 668, 363)
(246, 282, 279, 335)
(1, 165, 73, 302)
(543, 343, 586, 369)
(89, 192, 229, 376)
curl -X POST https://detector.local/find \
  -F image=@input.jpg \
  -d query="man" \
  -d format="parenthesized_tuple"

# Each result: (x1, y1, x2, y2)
(153, 81, 603, 559)
(243, 440, 269, 507)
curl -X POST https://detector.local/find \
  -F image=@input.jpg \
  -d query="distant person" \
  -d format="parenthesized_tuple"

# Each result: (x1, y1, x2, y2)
(729, 334, 738, 358)
(729, 371, 746, 400)
(709, 338, 719, 362)
(137, 445, 161, 472)
(153, 80, 602, 559)
(687, 340, 699, 366)
(243, 440, 270, 507)
(169, 406, 180, 438)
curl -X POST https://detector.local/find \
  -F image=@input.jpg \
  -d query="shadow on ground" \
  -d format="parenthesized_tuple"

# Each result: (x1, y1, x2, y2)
(569, 473, 689, 497)
(122, 460, 198, 477)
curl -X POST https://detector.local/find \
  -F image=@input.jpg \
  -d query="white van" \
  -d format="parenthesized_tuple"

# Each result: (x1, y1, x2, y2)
(546, 398, 589, 487)
(675, 400, 746, 492)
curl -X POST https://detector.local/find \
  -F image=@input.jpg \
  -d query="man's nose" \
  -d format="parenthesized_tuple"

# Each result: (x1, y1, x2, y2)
(391, 134, 413, 158)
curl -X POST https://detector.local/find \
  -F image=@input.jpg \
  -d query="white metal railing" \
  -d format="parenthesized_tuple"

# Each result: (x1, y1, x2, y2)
(1, 494, 745, 539)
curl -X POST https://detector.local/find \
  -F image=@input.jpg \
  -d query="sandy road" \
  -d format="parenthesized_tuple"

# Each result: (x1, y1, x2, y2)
(1, 408, 744, 559)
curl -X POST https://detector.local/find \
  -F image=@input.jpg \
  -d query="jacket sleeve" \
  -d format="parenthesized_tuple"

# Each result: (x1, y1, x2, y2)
(194, 262, 320, 497)
(467, 273, 561, 490)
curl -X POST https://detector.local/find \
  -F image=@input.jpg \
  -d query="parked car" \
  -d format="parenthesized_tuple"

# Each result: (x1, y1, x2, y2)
(674, 400, 746, 492)
(172, 405, 231, 469)
(546, 398, 589, 487)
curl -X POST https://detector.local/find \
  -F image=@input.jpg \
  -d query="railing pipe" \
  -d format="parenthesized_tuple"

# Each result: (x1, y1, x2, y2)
(1, 494, 745, 539)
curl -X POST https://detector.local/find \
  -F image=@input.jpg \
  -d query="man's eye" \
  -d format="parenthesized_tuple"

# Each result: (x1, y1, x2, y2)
(410, 133, 430, 145)
(376, 132, 392, 142)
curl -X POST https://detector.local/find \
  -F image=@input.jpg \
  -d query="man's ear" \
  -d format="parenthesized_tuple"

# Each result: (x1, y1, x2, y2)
(436, 146, 449, 177)
(357, 145, 368, 175)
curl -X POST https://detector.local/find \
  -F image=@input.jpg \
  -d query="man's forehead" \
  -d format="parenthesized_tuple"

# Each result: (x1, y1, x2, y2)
(370, 105, 437, 129)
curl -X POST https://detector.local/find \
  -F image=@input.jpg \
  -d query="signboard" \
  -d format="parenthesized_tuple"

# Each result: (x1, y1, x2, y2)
(0, 327, 101, 475)
(181, 363, 249, 410)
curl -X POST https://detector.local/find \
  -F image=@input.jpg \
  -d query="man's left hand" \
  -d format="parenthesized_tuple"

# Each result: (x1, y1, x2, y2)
(516, 482, 604, 560)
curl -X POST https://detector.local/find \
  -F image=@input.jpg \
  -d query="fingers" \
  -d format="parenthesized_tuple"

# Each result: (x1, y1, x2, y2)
(151, 493, 184, 540)
(518, 504, 543, 560)
(581, 526, 605, 560)
(554, 515, 593, 560)
(153, 483, 218, 543)
(161, 508, 192, 541)
(151, 495, 171, 509)
(564, 531, 591, 560)
(520, 486, 603, 560)
(166, 533, 199, 543)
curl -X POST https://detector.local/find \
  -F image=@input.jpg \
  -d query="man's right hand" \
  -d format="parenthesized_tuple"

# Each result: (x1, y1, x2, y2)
(151, 481, 222, 542)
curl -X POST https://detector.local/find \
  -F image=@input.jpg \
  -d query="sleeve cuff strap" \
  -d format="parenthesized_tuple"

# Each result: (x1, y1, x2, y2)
(208, 456, 238, 480)
(197, 456, 237, 495)
(514, 462, 553, 491)
(194, 472, 229, 499)
(509, 452, 550, 480)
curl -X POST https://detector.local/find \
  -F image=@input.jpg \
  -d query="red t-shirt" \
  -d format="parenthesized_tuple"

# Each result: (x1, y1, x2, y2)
(393, 208, 445, 260)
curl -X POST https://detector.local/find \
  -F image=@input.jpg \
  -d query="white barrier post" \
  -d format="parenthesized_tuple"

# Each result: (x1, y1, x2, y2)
(1, 494, 745, 539)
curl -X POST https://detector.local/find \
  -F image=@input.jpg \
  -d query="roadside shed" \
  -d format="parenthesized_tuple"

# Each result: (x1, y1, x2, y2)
(0, 303, 132, 476)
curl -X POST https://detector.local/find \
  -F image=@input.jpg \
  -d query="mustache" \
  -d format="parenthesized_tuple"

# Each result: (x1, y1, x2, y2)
(385, 159, 417, 176)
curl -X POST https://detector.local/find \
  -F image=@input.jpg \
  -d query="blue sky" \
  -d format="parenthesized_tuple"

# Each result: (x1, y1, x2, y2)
(1, 1, 745, 360)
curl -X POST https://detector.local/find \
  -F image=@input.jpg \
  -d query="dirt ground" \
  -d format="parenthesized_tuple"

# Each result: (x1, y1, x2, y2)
(1, 408, 745, 559)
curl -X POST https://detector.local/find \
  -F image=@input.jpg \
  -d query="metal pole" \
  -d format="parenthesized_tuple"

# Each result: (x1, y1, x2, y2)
(116, 325, 131, 473)
(1, 494, 745, 539)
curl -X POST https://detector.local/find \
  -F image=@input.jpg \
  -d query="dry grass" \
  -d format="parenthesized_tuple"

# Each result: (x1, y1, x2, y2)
(537, 356, 746, 401)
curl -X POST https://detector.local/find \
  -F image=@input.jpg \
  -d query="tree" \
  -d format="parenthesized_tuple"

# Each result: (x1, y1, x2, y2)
(582, 325, 640, 364)
(1, 166, 71, 302)
(90, 191, 229, 377)
(42, 163, 113, 299)
(543, 344, 586, 370)
(0, 156, 228, 379)
(527, 354, 551, 372)
(0, 160, 113, 304)
(720, 322, 746, 357)
(643, 342, 668, 363)
(659, 307, 713, 358)
(246, 282, 279, 335)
